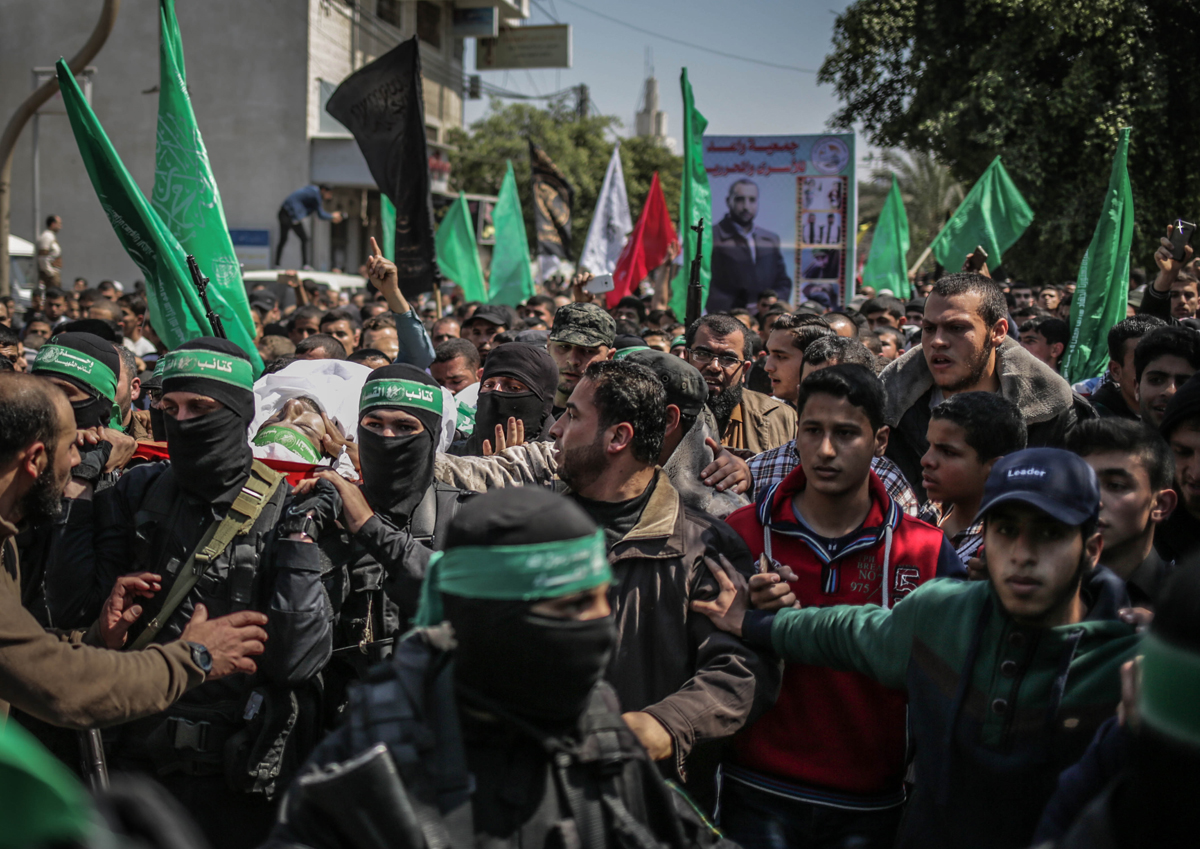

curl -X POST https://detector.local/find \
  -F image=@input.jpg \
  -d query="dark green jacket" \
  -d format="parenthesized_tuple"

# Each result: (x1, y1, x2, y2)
(745, 569, 1139, 849)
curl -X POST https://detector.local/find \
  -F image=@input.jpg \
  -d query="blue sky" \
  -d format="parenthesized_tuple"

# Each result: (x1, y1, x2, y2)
(462, 0, 861, 153)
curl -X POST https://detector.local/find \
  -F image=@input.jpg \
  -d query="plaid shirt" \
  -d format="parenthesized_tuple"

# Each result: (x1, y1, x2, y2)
(747, 440, 920, 516)
(918, 501, 985, 561)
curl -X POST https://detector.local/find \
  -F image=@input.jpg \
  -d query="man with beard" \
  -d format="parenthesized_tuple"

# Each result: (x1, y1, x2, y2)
(1152, 373, 1200, 564)
(548, 360, 779, 802)
(696, 448, 1140, 849)
(881, 272, 1089, 502)
(685, 314, 796, 455)
(65, 339, 332, 849)
(265, 487, 734, 849)
(448, 343, 558, 456)
(547, 302, 615, 419)
(288, 364, 471, 703)
(0, 373, 268, 737)
(709, 179, 791, 313)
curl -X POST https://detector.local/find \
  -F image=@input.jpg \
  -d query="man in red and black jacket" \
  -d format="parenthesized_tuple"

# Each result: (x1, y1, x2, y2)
(719, 364, 965, 849)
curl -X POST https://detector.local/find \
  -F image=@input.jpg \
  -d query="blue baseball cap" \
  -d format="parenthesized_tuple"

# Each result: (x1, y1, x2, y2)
(976, 448, 1100, 526)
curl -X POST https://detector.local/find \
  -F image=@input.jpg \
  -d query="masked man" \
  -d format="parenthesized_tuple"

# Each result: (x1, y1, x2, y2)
(265, 487, 735, 849)
(291, 364, 472, 706)
(449, 343, 558, 456)
(61, 338, 333, 849)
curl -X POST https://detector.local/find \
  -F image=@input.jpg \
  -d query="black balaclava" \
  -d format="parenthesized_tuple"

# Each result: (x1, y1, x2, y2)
(357, 364, 444, 526)
(468, 343, 559, 454)
(161, 338, 256, 504)
(440, 488, 616, 726)
(32, 332, 121, 429)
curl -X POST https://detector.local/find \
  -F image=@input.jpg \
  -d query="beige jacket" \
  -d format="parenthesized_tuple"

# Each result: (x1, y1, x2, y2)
(723, 389, 796, 455)
(0, 516, 203, 729)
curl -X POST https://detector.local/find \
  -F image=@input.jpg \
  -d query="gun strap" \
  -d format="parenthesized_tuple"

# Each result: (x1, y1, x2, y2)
(129, 461, 285, 651)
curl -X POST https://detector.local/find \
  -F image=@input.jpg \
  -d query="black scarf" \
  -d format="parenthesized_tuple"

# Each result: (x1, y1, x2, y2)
(165, 406, 252, 504)
(357, 426, 436, 526)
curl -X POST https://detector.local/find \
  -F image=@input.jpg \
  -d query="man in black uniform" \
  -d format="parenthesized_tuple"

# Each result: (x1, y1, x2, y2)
(290, 364, 472, 709)
(266, 487, 735, 849)
(77, 338, 332, 849)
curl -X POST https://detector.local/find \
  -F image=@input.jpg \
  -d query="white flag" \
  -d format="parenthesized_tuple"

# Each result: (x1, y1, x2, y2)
(579, 143, 633, 274)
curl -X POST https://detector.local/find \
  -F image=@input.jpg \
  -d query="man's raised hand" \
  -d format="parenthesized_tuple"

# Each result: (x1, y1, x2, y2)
(98, 572, 161, 649)
(179, 605, 269, 679)
(690, 557, 751, 637)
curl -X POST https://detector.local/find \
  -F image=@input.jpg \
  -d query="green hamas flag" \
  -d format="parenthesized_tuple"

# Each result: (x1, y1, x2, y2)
(669, 68, 711, 319)
(154, 0, 262, 374)
(862, 177, 911, 299)
(437, 193, 486, 303)
(1062, 128, 1134, 384)
(56, 61, 206, 347)
(381, 195, 396, 261)
(931, 156, 1033, 270)
(488, 160, 534, 306)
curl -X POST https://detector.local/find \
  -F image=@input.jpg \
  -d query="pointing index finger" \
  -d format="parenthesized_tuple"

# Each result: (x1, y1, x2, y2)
(370, 236, 382, 259)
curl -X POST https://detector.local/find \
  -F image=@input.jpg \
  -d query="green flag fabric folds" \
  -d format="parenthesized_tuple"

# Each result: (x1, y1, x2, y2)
(670, 68, 712, 318)
(862, 177, 911, 299)
(437, 193, 487, 303)
(931, 156, 1033, 270)
(1062, 128, 1135, 384)
(488, 161, 534, 306)
(381, 195, 396, 261)
(153, 0, 262, 372)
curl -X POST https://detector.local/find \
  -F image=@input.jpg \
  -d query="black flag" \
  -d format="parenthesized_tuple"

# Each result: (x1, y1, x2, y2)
(528, 140, 574, 261)
(326, 37, 437, 297)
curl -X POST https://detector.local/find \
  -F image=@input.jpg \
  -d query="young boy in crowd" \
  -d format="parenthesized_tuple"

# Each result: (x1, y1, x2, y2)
(696, 446, 1140, 849)
(919, 392, 1027, 563)
(1089, 315, 1165, 419)
(1019, 317, 1069, 372)
(1133, 325, 1200, 426)
(1067, 418, 1177, 607)
(718, 365, 964, 849)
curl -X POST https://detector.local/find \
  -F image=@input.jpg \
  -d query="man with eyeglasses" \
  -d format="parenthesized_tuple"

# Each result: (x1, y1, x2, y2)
(686, 314, 795, 454)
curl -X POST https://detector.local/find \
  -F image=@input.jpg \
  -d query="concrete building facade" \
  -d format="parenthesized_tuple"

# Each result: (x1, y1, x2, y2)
(0, 0, 518, 285)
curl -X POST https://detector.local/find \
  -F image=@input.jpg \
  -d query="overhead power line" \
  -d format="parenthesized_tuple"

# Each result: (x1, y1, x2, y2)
(554, 0, 819, 74)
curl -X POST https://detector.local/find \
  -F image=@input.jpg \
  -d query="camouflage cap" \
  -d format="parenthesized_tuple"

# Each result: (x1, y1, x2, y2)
(549, 303, 616, 348)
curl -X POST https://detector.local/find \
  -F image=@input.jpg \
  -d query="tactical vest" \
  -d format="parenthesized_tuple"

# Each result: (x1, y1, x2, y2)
(111, 463, 312, 799)
(283, 631, 710, 849)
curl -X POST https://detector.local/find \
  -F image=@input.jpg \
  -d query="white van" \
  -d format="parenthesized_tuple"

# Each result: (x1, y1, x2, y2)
(8, 235, 36, 311)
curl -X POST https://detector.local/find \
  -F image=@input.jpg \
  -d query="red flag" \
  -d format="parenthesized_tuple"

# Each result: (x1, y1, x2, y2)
(607, 172, 678, 309)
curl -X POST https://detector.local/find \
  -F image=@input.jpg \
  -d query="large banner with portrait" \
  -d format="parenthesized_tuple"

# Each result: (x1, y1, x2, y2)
(703, 134, 856, 311)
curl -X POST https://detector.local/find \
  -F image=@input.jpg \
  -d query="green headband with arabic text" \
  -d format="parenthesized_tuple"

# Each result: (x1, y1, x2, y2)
(413, 529, 611, 626)
(360, 378, 444, 417)
(33, 343, 117, 401)
(161, 349, 254, 391)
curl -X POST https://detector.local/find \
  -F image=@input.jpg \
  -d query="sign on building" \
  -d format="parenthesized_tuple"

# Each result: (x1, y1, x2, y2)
(229, 229, 271, 272)
(476, 24, 571, 70)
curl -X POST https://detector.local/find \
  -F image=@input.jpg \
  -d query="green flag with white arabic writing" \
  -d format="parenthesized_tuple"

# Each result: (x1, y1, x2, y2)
(931, 156, 1033, 270)
(862, 177, 911, 299)
(56, 60, 211, 353)
(488, 161, 534, 306)
(669, 68, 711, 319)
(154, 0, 261, 372)
(1062, 128, 1134, 383)
(437, 193, 486, 303)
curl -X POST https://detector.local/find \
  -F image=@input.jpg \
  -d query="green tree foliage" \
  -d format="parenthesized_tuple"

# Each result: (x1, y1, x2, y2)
(446, 97, 682, 260)
(820, 0, 1200, 283)
(859, 151, 963, 274)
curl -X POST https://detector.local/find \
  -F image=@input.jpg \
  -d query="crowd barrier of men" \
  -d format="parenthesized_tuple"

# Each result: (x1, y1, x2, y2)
(1, 225, 1199, 849)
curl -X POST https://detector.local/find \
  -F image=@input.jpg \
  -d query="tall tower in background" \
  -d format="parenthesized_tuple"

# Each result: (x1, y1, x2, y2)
(635, 48, 671, 149)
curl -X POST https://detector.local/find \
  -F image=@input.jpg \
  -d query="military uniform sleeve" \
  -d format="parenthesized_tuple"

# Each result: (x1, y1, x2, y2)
(639, 525, 782, 778)
(765, 579, 943, 689)
(391, 309, 435, 370)
(434, 442, 558, 492)
(43, 497, 107, 629)
(0, 567, 204, 729)
(259, 537, 334, 688)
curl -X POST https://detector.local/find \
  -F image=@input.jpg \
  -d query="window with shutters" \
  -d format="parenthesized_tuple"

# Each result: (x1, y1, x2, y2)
(376, 0, 400, 27)
(416, 1, 442, 49)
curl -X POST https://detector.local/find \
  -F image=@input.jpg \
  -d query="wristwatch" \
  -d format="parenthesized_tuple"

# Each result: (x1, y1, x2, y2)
(279, 511, 319, 542)
(186, 641, 213, 675)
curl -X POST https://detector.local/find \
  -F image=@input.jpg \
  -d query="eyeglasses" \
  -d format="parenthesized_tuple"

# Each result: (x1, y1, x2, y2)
(688, 347, 744, 370)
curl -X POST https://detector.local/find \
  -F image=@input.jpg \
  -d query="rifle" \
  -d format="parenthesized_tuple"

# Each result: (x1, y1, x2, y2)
(77, 728, 109, 792)
(684, 218, 706, 330)
(186, 254, 226, 339)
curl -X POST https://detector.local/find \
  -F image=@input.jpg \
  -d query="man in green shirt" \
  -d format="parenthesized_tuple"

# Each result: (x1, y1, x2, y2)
(694, 448, 1140, 849)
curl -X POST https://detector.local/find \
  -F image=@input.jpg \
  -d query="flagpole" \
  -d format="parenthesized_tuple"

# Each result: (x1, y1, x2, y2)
(907, 244, 933, 279)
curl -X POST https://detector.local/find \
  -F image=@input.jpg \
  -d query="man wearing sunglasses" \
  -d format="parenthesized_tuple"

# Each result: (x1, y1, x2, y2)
(686, 314, 796, 454)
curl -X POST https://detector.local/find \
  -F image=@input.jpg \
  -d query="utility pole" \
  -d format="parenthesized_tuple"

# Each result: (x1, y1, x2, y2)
(575, 83, 588, 120)
(0, 0, 120, 298)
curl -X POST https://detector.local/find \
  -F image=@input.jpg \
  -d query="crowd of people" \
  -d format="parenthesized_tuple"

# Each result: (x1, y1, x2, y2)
(1, 227, 1200, 849)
